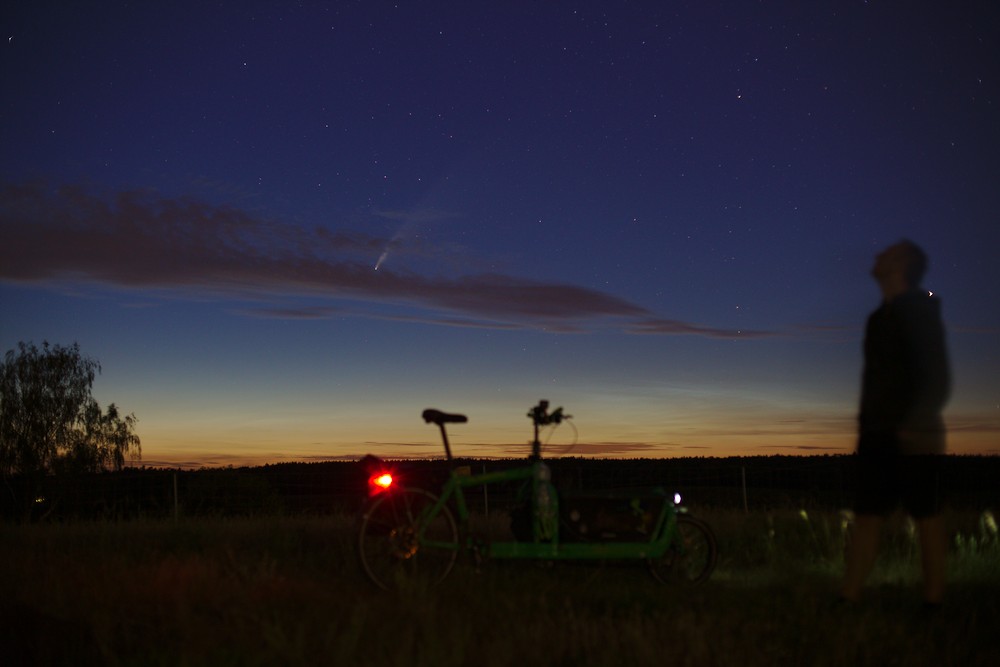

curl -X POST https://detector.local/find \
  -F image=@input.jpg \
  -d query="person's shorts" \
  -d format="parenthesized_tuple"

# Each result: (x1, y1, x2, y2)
(853, 433, 943, 519)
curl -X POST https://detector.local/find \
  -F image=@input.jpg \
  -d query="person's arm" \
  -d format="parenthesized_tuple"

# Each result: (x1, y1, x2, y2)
(898, 298, 950, 441)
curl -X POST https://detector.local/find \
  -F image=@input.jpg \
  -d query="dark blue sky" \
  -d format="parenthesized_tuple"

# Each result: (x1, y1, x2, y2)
(2, 1, 998, 466)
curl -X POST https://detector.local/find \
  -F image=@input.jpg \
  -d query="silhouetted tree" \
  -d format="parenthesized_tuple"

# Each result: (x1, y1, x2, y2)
(0, 341, 140, 517)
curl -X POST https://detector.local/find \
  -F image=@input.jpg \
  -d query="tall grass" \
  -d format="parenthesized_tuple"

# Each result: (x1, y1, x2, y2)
(2, 509, 998, 666)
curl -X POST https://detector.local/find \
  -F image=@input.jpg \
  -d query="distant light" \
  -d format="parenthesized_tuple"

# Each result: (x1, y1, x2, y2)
(983, 511, 997, 536)
(928, 290, 934, 296)
(674, 492, 682, 505)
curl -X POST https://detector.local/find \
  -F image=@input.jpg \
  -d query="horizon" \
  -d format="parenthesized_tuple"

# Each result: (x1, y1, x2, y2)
(126, 449, 999, 473)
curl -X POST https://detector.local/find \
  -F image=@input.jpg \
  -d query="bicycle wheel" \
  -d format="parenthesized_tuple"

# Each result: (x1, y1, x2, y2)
(648, 514, 718, 584)
(358, 487, 459, 590)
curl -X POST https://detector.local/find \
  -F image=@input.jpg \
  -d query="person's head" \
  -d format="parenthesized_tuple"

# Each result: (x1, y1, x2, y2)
(871, 239, 928, 296)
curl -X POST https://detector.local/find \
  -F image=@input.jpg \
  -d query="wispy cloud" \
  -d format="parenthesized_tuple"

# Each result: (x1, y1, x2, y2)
(767, 445, 849, 452)
(373, 206, 457, 224)
(1, 182, 771, 337)
(233, 306, 342, 320)
(555, 441, 685, 456)
(626, 317, 773, 339)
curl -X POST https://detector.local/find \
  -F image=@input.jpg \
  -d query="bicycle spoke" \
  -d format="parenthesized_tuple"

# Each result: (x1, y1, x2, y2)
(648, 515, 718, 584)
(358, 488, 459, 590)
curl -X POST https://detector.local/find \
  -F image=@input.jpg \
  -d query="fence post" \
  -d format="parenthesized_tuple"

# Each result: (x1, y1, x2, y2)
(173, 471, 179, 523)
(742, 466, 749, 514)
(483, 464, 489, 519)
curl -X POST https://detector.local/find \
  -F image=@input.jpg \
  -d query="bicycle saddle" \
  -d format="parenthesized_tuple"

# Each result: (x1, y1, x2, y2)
(422, 409, 468, 425)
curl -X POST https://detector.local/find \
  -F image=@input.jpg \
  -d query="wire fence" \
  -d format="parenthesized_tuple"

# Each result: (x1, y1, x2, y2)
(3, 455, 998, 522)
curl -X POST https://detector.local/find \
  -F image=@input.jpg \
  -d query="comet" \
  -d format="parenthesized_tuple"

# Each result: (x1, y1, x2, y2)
(374, 223, 409, 270)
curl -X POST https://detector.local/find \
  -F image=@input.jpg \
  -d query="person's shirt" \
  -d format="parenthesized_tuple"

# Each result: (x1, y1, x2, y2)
(858, 289, 950, 454)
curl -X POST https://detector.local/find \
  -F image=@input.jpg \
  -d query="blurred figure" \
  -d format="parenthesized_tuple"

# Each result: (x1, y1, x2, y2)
(841, 240, 951, 607)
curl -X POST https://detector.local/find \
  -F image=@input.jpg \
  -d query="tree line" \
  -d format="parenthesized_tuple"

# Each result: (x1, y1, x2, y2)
(4, 455, 999, 522)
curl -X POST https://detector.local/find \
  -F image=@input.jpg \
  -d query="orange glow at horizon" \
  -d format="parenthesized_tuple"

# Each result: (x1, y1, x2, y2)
(131, 415, 997, 470)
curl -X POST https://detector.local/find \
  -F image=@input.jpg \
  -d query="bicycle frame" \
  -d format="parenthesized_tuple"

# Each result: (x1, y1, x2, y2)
(418, 460, 685, 561)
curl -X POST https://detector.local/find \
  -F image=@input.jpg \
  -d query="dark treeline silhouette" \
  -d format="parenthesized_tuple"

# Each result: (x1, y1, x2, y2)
(2, 455, 998, 522)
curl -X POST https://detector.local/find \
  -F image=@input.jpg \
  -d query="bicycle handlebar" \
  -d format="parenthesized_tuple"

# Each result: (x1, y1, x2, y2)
(528, 400, 570, 426)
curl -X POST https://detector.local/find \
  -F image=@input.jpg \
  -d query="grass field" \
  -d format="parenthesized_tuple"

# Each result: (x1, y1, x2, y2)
(2, 508, 998, 666)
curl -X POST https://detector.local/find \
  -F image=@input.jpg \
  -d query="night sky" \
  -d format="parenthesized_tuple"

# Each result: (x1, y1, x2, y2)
(2, 1, 998, 467)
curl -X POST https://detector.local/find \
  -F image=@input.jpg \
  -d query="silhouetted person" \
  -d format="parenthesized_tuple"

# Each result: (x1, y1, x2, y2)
(841, 240, 950, 607)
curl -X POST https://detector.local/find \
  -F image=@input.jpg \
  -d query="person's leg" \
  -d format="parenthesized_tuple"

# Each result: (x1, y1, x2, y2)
(842, 440, 895, 601)
(903, 456, 946, 605)
(840, 514, 882, 601)
(916, 514, 946, 604)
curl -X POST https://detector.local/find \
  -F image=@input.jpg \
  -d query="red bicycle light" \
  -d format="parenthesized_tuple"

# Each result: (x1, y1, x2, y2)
(368, 472, 394, 495)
